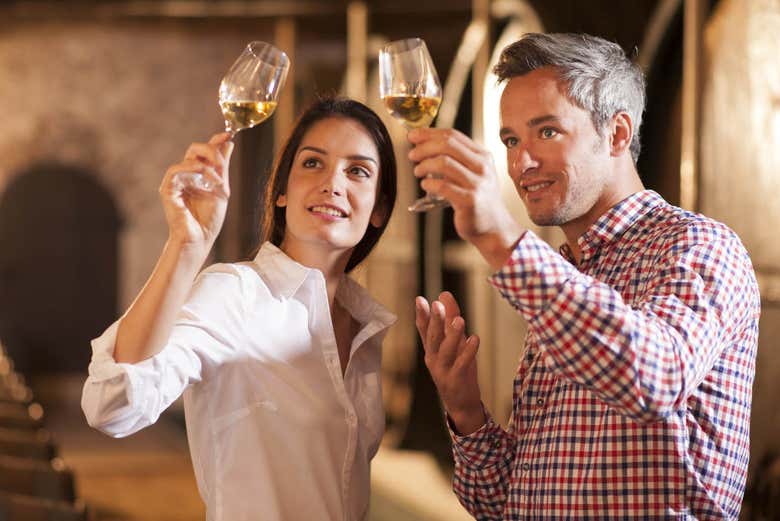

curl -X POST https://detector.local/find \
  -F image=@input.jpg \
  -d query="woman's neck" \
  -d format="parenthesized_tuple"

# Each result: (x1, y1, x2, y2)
(278, 240, 350, 308)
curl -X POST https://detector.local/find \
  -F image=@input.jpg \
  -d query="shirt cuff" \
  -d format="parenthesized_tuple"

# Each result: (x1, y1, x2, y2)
(488, 230, 578, 320)
(85, 318, 145, 405)
(87, 319, 126, 380)
(446, 410, 512, 470)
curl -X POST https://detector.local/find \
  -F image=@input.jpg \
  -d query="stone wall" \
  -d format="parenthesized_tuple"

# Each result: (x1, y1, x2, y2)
(0, 19, 270, 308)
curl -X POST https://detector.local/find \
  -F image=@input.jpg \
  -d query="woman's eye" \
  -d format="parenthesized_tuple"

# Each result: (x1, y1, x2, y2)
(540, 127, 558, 139)
(348, 166, 370, 178)
(302, 158, 320, 168)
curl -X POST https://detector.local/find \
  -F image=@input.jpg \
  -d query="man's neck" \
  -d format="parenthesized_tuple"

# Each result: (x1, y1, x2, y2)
(561, 163, 645, 265)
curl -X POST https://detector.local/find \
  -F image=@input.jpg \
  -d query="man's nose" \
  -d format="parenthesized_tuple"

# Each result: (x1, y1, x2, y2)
(510, 147, 539, 177)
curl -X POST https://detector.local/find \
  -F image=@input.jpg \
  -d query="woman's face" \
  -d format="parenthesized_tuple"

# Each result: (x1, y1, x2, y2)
(277, 116, 386, 261)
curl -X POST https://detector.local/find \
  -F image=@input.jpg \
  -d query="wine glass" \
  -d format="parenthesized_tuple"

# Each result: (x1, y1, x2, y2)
(180, 41, 290, 191)
(379, 38, 445, 212)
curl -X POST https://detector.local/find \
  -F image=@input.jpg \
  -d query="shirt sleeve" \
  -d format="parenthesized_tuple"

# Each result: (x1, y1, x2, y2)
(490, 227, 759, 424)
(447, 408, 516, 519)
(81, 264, 248, 437)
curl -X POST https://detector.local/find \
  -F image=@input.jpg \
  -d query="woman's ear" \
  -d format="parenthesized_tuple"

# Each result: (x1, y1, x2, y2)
(370, 198, 388, 228)
(276, 194, 287, 207)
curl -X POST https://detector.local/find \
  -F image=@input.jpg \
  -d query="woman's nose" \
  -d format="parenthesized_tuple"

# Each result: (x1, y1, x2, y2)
(319, 170, 344, 196)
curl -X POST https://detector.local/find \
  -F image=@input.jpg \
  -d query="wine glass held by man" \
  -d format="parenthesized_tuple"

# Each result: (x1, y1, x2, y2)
(82, 98, 399, 521)
(379, 37, 445, 212)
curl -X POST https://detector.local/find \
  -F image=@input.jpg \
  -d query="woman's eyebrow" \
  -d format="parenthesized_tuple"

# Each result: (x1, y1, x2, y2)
(299, 146, 377, 166)
(347, 154, 378, 166)
(299, 145, 327, 155)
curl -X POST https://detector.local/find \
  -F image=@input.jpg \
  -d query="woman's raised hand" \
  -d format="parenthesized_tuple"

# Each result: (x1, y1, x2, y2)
(160, 133, 234, 250)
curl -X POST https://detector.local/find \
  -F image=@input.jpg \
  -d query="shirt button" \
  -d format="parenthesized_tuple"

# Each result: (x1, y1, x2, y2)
(521, 462, 530, 472)
(536, 398, 544, 407)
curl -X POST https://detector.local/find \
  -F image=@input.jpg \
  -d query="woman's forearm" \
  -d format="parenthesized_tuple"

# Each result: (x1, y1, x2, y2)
(114, 238, 211, 364)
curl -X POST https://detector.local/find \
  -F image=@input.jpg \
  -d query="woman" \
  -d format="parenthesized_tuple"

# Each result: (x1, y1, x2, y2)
(82, 97, 398, 521)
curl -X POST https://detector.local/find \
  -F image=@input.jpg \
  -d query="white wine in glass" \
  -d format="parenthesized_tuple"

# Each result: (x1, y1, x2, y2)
(379, 38, 446, 212)
(219, 100, 278, 133)
(180, 41, 289, 191)
(382, 95, 441, 129)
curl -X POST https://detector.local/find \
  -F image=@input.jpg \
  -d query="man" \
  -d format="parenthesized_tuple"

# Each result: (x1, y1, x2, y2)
(410, 32, 759, 520)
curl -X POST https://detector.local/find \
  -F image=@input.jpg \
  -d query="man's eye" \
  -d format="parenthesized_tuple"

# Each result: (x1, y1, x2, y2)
(540, 127, 558, 139)
(503, 137, 518, 148)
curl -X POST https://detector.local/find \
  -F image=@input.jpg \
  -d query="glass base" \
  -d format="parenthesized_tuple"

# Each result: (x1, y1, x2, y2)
(408, 194, 450, 212)
(175, 172, 214, 192)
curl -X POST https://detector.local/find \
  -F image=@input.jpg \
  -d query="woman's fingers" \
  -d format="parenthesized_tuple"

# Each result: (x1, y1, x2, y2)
(184, 133, 234, 172)
(163, 161, 228, 198)
(184, 143, 219, 166)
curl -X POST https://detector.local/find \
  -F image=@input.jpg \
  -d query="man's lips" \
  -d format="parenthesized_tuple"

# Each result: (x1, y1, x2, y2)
(521, 180, 555, 194)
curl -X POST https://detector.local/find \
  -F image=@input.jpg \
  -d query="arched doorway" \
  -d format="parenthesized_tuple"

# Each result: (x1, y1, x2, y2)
(0, 165, 120, 375)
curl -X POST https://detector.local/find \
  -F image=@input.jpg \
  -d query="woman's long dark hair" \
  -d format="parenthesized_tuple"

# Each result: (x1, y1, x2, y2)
(258, 97, 397, 272)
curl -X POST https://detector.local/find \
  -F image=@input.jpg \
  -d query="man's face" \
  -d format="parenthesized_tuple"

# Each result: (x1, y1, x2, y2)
(499, 67, 615, 232)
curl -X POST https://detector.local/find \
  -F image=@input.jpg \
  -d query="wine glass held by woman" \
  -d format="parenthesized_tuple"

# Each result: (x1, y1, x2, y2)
(179, 41, 289, 192)
(81, 98, 398, 521)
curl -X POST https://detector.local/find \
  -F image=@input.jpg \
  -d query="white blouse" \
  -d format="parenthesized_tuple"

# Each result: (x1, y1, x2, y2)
(81, 243, 396, 521)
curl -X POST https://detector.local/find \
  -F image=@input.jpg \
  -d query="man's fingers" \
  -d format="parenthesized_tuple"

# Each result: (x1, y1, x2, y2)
(409, 140, 487, 178)
(452, 334, 480, 374)
(415, 296, 431, 349)
(437, 315, 466, 368)
(425, 300, 446, 357)
(412, 154, 477, 189)
(438, 291, 462, 320)
(419, 177, 472, 208)
(408, 127, 485, 155)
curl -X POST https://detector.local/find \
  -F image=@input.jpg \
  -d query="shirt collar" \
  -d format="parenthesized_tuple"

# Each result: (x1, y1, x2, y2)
(561, 190, 665, 261)
(252, 242, 397, 330)
(253, 242, 311, 300)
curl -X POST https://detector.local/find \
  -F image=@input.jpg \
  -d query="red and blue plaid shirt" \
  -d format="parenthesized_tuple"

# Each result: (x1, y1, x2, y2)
(449, 191, 760, 520)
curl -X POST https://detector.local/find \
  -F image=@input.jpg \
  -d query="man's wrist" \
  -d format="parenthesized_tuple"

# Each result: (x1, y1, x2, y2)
(472, 228, 525, 271)
(448, 405, 487, 436)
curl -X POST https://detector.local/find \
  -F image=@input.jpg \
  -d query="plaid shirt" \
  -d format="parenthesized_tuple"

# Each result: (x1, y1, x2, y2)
(449, 191, 760, 520)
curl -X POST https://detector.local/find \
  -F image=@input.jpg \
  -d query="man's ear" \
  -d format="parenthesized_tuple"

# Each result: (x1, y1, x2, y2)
(276, 194, 287, 207)
(370, 198, 389, 228)
(609, 111, 633, 157)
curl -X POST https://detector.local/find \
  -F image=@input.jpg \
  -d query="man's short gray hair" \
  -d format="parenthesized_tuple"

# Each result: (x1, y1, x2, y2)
(494, 33, 646, 162)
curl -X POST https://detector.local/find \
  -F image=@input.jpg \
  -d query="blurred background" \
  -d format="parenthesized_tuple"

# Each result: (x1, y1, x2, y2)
(0, 0, 778, 519)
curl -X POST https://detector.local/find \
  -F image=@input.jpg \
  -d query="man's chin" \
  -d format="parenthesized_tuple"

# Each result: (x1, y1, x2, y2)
(528, 211, 564, 227)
